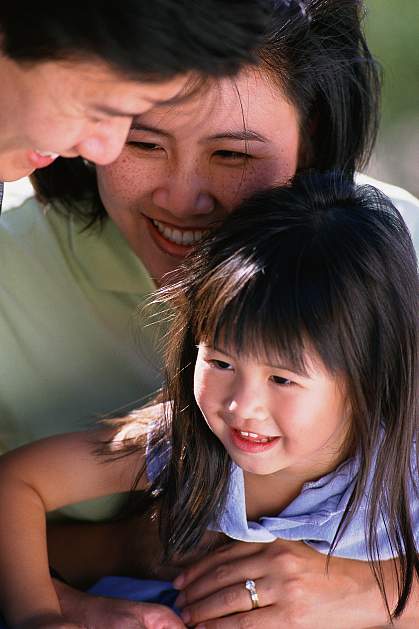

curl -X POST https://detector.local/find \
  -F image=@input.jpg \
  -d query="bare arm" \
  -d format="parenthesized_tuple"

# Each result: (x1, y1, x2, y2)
(0, 429, 142, 628)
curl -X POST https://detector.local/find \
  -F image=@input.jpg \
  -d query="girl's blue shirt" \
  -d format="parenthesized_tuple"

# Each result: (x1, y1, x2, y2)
(148, 434, 418, 561)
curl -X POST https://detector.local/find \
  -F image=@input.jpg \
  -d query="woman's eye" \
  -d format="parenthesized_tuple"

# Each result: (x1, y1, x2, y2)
(214, 150, 251, 161)
(271, 375, 294, 386)
(209, 359, 232, 370)
(127, 141, 162, 151)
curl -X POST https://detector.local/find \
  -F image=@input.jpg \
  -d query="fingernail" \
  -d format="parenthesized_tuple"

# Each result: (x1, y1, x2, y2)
(173, 574, 184, 588)
(175, 592, 185, 607)
(181, 609, 191, 623)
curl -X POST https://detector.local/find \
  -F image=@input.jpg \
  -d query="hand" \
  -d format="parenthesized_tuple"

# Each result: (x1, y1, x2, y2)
(173, 539, 391, 628)
(54, 580, 185, 629)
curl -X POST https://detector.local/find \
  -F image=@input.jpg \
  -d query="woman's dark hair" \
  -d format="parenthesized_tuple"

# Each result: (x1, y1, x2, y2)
(31, 0, 381, 227)
(131, 171, 418, 619)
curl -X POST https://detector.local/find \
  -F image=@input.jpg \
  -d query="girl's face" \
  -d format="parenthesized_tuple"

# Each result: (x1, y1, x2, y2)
(96, 68, 300, 284)
(194, 344, 350, 484)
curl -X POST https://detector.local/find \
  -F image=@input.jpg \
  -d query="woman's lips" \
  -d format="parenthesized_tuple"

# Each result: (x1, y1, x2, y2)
(27, 150, 59, 169)
(145, 216, 209, 258)
(230, 428, 280, 454)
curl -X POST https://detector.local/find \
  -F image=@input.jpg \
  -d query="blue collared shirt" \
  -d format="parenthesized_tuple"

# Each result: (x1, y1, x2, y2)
(148, 436, 418, 561)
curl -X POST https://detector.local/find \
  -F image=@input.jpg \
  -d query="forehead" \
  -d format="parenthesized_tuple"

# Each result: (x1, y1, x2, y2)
(134, 68, 300, 141)
(21, 58, 190, 116)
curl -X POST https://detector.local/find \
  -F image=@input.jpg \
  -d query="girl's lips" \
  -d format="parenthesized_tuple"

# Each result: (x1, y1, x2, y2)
(230, 428, 280, 454)
(27, 150, 59, 169)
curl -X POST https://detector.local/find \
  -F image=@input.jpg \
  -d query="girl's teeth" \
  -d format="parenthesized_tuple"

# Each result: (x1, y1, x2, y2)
(239, 430, 272, 443)
(152, 219, 207, 245)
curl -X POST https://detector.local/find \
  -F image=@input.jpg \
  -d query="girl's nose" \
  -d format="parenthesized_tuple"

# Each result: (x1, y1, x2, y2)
(228, 385, 270, 422)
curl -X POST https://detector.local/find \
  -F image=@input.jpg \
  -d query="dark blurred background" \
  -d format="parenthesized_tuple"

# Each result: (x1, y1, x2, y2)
(365, 0, 419, 196)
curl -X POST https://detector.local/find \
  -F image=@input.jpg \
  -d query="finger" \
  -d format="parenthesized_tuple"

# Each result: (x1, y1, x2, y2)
(199, 606, 277, 629)
(180, 577, 272, 626)
(176, 549, 269, 607)
(174, 541, 262, 590)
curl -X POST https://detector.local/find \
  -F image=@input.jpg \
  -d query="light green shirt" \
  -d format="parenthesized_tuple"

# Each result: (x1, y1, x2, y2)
(0, 197, 163, 518)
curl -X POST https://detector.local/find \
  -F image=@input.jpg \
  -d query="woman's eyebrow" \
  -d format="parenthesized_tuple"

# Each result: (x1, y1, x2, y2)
(205, 130, 269, 142)
(129, 122, 172, 137)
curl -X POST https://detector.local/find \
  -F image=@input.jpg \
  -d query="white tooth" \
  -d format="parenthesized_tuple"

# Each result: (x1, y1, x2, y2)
(182, 231, 195, 245)
(36, 151, 59, 158)
(172, 229, 182, 244)
(153, 219, 207, 245)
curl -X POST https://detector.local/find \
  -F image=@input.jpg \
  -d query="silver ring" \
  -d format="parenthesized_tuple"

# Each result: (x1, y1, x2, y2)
(245, 578, 259, 609)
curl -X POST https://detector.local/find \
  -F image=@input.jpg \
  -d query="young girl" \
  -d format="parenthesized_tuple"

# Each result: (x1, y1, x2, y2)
(0, 172, 417, 628)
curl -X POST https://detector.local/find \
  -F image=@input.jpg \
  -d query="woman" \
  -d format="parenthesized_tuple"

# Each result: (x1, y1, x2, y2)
(0, 0, 266, 184)
(1, 0, 418, 626)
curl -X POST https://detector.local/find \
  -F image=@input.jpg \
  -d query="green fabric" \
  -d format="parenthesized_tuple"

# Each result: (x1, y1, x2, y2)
(0, 197, 162, 519)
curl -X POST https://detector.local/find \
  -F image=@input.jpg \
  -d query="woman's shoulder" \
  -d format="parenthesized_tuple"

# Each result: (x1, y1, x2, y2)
(355, 173, 419, 252)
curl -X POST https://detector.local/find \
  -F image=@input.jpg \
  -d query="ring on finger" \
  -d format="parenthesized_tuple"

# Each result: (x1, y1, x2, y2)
(245, 578, 260, 609)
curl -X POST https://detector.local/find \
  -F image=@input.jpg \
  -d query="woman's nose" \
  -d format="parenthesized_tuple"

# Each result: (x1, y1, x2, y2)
(151, 165, 216, 220)
(76, 117, 132, 165)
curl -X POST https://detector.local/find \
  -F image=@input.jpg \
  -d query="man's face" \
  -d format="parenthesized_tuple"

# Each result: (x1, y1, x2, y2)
(0, 55, 189, 181)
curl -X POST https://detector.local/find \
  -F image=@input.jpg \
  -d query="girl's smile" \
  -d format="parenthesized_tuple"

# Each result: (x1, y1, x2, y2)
(230, 428, 281, 454)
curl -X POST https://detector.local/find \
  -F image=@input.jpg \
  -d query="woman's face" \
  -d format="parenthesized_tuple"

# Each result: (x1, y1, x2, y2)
(96, 68, 301, 284)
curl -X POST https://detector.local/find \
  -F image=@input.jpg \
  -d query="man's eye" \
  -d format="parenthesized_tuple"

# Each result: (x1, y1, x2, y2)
(214, 150, 251, 160)
(271, 375, 294, 386)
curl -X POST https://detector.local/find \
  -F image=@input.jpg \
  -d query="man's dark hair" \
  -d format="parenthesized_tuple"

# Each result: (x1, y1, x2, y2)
(0, 1, 267, 80)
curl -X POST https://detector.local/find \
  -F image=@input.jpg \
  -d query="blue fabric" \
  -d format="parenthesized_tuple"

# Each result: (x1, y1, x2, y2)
(148, 432, 419, 560)
(89, 576, 179, 609)
(0, 578, 179, 628)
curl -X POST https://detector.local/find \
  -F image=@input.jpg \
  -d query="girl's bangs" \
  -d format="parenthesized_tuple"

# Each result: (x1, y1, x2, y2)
(190, 253, 317, 375)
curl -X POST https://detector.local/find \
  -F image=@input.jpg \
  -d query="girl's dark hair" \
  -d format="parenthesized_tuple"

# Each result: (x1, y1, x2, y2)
(136, 171, 417, 619)
(31, 0, 381, 226)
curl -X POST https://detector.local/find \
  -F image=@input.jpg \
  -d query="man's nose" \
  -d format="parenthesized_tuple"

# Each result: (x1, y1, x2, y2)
(76, 117, 132, 165)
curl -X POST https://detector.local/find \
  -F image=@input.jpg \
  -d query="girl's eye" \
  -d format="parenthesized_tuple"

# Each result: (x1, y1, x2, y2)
(209, 359, 233, 370)
(271, 375, 294, 386)
(214, 150, 251, 161)
(127, 141, 162, 151)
